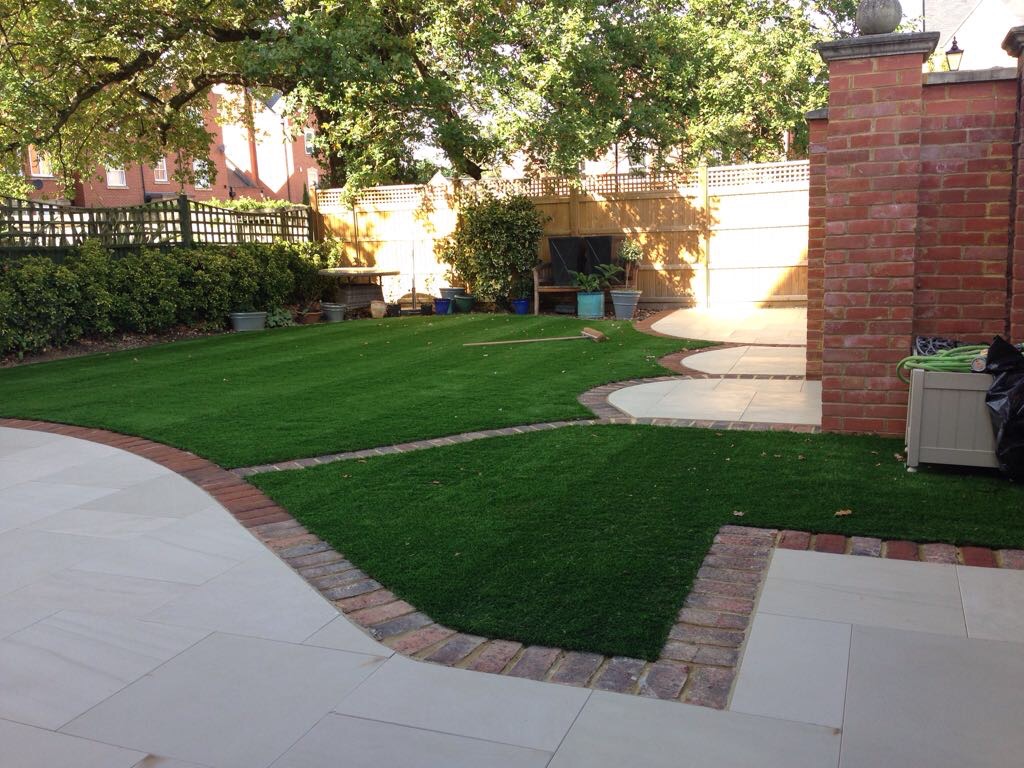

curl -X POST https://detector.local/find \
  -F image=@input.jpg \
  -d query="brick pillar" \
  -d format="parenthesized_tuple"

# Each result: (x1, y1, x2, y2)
(805, 111, 827, 381)
(1004, 27, 1024, 342)
(817, 32, 939, 436)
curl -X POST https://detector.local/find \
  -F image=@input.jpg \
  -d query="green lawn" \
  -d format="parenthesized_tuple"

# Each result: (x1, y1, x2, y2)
(0, 315, 693, 467)
(252, 425, 1024, 660)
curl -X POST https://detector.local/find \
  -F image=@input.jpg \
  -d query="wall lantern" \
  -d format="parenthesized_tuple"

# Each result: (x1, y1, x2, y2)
(945, 37, 963, 71)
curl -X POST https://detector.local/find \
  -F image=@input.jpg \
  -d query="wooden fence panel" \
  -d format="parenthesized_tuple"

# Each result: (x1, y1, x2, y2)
(313, 161, 809, 307)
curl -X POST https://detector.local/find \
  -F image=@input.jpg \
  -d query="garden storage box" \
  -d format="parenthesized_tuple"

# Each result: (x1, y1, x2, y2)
(905, 369, 998, 470)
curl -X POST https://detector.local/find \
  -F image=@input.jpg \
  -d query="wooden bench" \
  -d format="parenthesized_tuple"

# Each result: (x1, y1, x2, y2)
(533, 263, 581, 316)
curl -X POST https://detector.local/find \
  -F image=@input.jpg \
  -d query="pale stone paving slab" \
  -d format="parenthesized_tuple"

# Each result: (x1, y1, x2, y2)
(5, 421, 1024, 766)
(270, 713, 553, 768)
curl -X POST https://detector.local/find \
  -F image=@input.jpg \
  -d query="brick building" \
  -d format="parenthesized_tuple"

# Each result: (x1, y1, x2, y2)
(806, 28, 1024, 436)
(23, 88, 323, 207)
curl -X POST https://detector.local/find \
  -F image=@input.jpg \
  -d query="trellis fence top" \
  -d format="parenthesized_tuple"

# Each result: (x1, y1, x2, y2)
(0, 194, 313, 255)
(314, 160, 810, 212)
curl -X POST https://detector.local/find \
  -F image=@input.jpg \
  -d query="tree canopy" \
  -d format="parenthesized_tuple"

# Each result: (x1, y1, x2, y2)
(0, 0, 857, 196)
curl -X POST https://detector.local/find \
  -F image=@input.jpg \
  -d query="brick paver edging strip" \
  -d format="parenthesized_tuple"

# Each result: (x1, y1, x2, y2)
(5, 419, 1023, 711)
(237, 374, 818, 477)
(0, 417, 768, 708)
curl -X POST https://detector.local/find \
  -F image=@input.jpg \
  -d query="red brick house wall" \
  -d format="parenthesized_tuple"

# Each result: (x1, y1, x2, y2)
(23, 91, 321, 207)
(809, 30, 1024, 437)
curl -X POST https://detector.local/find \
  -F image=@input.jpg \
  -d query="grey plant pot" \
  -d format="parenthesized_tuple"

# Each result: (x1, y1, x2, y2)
(322, 302, 346, 323)
(229, 311, 268, 332)
(610, 289, 642, 320)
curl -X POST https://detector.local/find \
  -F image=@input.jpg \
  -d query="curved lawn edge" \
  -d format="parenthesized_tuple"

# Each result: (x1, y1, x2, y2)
(0, 315, 705, 468)
(3, 420, 1024, 709)
(0, 417, 757, 707)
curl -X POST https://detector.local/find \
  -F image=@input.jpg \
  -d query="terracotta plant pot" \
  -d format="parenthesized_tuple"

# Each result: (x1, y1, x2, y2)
(370, 300, 387, 319)
(299, 310, 321, 324)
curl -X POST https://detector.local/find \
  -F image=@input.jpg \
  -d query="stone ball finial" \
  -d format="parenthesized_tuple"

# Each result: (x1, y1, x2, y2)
(857, 0, 902, 35)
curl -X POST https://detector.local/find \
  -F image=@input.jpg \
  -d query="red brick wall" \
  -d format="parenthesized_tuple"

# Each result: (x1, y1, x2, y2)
(1011, 58, 1024, 343)
(820, 53, 926, 436)
(23, 91, 321, 207)
(805, 117, 827, 381)
(813, 39, 1021, 437)
(916, 79, 1016, 340)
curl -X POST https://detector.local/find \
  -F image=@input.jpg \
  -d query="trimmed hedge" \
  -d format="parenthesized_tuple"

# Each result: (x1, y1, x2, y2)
(0, 240, 337, 357)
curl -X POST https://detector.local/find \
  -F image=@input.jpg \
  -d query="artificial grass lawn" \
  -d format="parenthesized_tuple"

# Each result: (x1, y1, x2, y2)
(0, 315, 694, 467)
(253, 424, 1024, 660)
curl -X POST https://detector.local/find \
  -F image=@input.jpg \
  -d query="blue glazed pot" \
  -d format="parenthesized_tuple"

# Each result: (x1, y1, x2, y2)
(576, 292, 604, 319)
(433, 298, 452, 315)
(511, 298, 530, 315)
(439, 287, 461, 314)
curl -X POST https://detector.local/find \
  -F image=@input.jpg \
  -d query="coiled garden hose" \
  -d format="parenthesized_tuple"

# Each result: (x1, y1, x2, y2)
(896, 345, 990, 384)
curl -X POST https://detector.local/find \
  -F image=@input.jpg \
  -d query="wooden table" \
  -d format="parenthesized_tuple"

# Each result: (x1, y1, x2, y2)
(318, 268, 401, 308)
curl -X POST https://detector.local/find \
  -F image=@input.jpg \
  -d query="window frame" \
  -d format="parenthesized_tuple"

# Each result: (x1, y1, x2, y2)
(192, 159, 212, 190)
(153, 157, 169, 184)
(27, 147, 54, 178)
(105, 166, 128, 188)
(303, 128, 315, 157)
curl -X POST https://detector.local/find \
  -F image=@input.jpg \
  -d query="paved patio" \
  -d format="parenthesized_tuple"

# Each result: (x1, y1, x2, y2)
(651, 306, 808, 345)
(608, 378, 822, 425)
(2, 426, 1022, 767)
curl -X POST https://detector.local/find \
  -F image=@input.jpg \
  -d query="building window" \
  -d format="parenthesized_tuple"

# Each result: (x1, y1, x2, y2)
(303, 128, 315, 156)
(193, 159, 212, 189)
(27, 146, 53, 178)
(153, 157, 168, 184)
(307, 167, 319, 189)
(105, 166, 127, 188)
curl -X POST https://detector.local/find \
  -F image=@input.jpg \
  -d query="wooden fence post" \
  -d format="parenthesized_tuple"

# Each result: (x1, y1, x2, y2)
(177, 194, 194, 247)
(308, 188, 320, 242)
(698, 164, 711, 309)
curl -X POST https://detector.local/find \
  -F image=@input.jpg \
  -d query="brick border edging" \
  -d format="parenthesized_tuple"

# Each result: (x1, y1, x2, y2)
(6, 420, 1019, 708)
(235, 382, 820, 476)
(0, 417, 770, 709)
(232, 420, 604, 477)
(775, 528, 1024, 568)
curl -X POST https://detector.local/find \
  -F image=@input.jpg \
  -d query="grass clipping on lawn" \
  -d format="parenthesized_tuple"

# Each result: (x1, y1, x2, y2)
(0, 315, 696, 467)
(253, 425, 1024, 660)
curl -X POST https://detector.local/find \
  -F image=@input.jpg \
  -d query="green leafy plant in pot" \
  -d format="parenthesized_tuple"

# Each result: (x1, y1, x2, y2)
(570, 270, 607, 319)
(609, 239, 644, 320)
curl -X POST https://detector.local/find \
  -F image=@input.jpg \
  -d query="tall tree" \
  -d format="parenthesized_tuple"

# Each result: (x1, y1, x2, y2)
(0, 0, 858, 197)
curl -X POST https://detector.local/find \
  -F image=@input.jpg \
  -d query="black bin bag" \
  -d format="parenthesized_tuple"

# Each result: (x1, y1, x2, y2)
(985, 336, 1024, 481)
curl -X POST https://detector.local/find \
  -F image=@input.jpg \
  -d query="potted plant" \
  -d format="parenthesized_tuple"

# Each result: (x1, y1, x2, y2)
(570, 271, 606, 319)
(609, 239, 644, 320)
(454, 293, 476, 313)
(439, 286, 462, 314)
(297, 302, 322, 324)
(510, 274, 531, 315)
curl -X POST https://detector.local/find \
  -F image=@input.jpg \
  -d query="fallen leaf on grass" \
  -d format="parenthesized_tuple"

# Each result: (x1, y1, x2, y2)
(732, 511, 745, 517)
(834, 509, 853, 517)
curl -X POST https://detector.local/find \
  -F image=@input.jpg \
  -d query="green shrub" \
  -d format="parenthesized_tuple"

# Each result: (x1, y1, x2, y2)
(438, 194, 547, 302)
(0, 255, 82, 354)
(278, 240, 336, 308)
(109, 248, 184, 333)
(177, 246, 233, 324)
(0, 239, 324, 357)
(64, 240, 114, 336)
